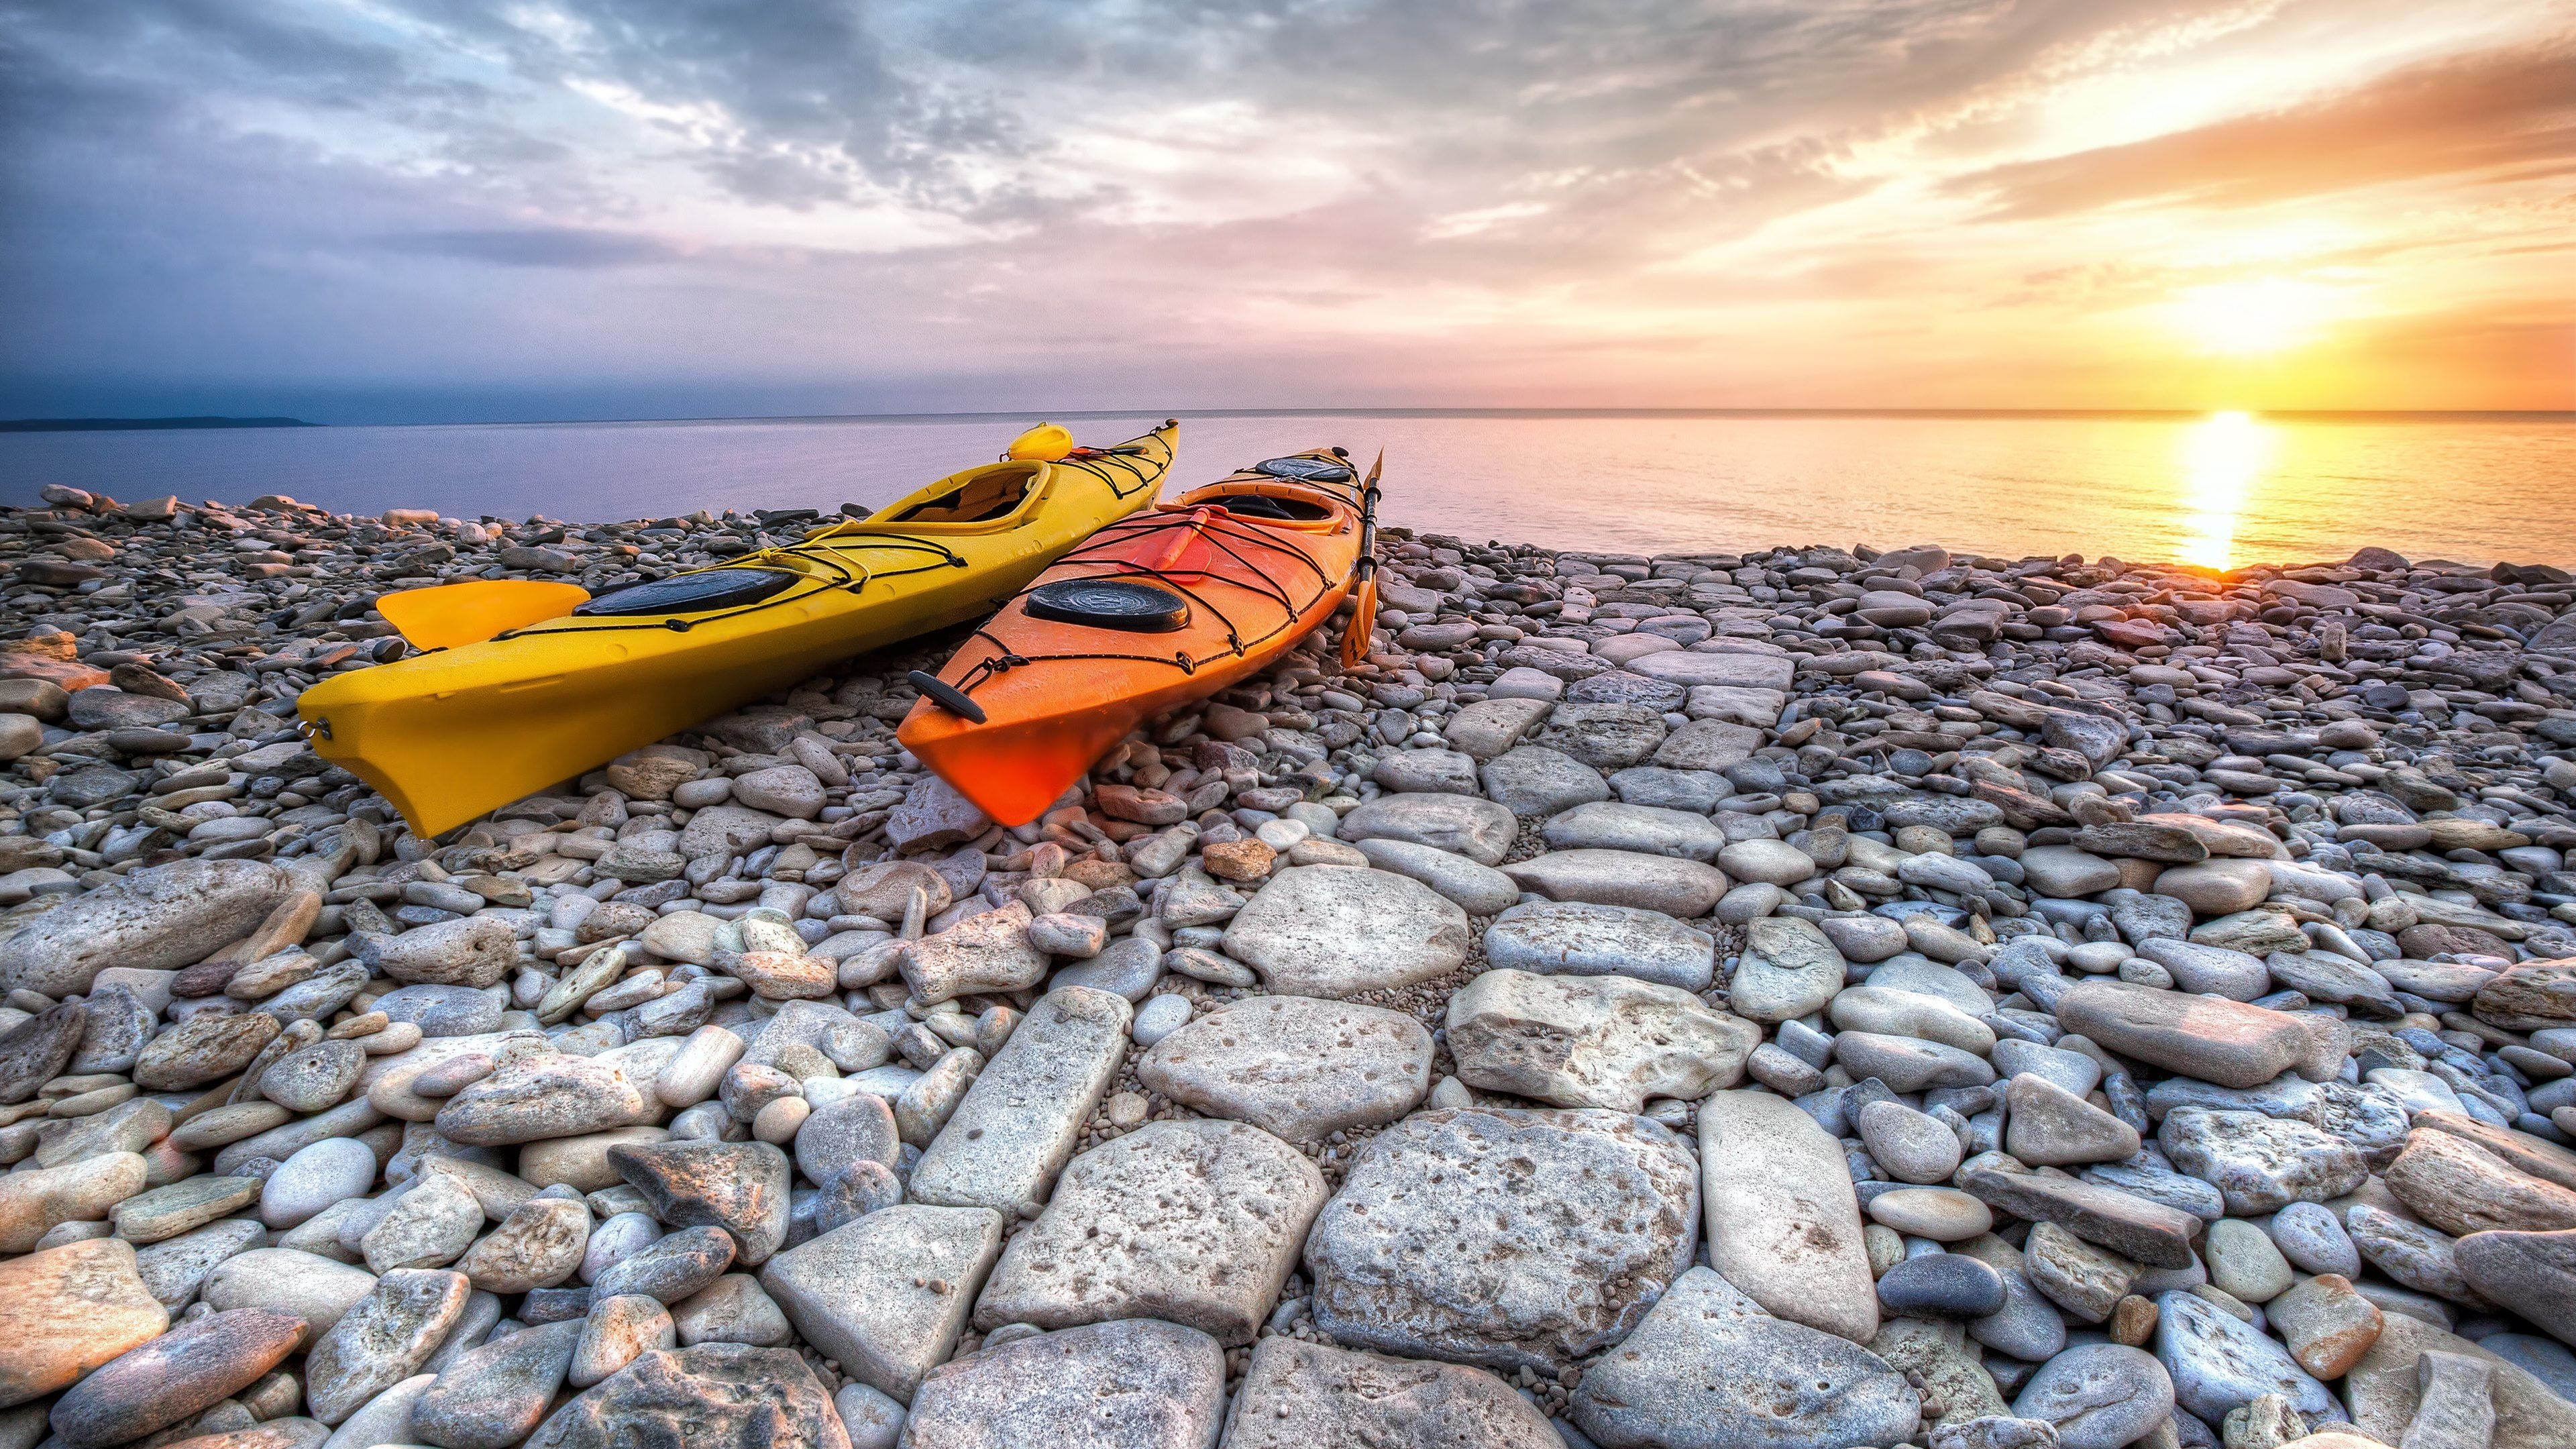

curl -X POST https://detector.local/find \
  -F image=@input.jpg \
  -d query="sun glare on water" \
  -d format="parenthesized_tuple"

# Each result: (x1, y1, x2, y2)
(2176, 411, 2274, 572)
(2165, 278, 2341, 357)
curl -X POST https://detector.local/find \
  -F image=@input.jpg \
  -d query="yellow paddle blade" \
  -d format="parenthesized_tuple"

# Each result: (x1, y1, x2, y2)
(375, 579, 591, 650)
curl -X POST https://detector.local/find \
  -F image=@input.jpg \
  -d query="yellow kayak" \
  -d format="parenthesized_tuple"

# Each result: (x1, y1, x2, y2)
(299, 422, 1177, 837)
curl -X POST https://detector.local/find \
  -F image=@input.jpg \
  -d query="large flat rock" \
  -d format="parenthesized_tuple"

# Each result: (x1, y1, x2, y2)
(1337, 793, 1519, 865)
(973, 1118, 1325, 1346)
(1223, 867, 1470, 998)
(1135, 996, 1432, 1143)
(1697, 1089, 1880, 1344)
(1483, 900, 1716, 991)
(1305, 1107, 1699, 1374)
(1570, 1267, 1918, 1449)
(1500, 850, 1729, 918)
(2055, 980, 2314, 1089)
(1629, 651, 1794, 690)
(0, 859, 283, 997)
(1219, 1336, 1562, 1448)
(901, 1318, 1224, 1449)
(757, 1204, 1004, 1405)
(1446, 969, 1758, 1112)
(906, 987, 1130, 1214)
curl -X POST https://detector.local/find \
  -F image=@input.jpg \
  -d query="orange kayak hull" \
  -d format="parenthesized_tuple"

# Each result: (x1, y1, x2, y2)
(900, 453, 1368, 826)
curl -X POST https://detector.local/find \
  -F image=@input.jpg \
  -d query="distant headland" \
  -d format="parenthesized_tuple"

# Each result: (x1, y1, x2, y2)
(0, 415, 318, 432)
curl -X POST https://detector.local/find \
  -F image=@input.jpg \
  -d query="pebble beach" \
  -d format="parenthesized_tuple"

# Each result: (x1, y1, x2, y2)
(5, 482, 2576, 1449)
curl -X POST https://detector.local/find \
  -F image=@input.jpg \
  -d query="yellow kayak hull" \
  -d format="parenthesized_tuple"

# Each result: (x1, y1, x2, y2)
(299, 423, 1175, 837)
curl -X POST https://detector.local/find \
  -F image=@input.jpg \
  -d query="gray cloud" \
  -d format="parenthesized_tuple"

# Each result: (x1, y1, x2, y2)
(1, 0, 2564, 419)
(379, 227, 685, 267)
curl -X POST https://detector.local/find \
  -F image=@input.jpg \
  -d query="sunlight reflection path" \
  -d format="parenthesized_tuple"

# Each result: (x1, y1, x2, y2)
(2176, 411, 2273, 571)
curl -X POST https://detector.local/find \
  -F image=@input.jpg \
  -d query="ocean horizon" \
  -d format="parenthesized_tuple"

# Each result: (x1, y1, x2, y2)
(5, 406, 2571, 570)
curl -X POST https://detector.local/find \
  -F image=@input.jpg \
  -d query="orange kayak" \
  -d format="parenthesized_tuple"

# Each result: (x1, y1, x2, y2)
(899, 447, 1377, 825)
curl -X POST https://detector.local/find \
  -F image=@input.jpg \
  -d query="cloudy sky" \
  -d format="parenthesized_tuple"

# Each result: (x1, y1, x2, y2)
(3, 0, 2569, 422)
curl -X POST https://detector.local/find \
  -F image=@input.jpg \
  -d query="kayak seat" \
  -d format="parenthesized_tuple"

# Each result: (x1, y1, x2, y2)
(1217, 494, 1334, 522)
(891, 464, 1039, 523)
(573, 567, 800, 617)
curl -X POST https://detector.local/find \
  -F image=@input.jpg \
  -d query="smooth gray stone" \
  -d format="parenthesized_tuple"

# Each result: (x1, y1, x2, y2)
(2475, 1333, 2576, 1406)
(759, 1204, 1005, 1405)
(133, 1216, 268, 1311)
(2153, 1290, 2334, 1423)
(2265, 1200, 2362, 1277)
(1957, 1165, 2202, 1269)
(1835, 1032, 1995, 1092)
(1699, 1089, 1880, 1344)
(2012, 1344, 2175, 1449)
(1049, 934, 1162, 1000)
(1993, 1038, 2102, 1097)
(1608, 766, 1730, 814)
(2133, 940, 2270, 1001)
(2453, 1228, 2576, 1343)
(1348, 838, 1523, 914)
(793, 1095, 901, 1189)
(1483, 900, 1716, 991)
(1569, 1267, 1919, 1449)
(44, 1306, 304, 1448)
(588, 1226, 735, 1304)
(906, 986, 1130, 1213)
(1337, 791, 1519, 865)
(1878, 1254, 2006, 1318)
(409, 1319, 580, 1449)
(2079, 1160, 2226, 1224)
(1542, 801, 1725, 863)
(1479, 747, 1611, 818)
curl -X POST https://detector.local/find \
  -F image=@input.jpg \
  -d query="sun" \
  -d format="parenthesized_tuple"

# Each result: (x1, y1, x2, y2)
(2165, 278, 2338, 356)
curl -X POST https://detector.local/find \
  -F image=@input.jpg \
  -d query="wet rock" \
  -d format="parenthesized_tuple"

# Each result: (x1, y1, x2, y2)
(1307, 1107, 1699, 1373)
(1136, 995, 1431, 1143)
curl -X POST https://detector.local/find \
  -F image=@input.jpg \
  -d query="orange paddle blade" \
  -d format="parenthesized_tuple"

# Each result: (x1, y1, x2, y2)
(375, 580, 590, 651)
(1339, 576, 1378, 670)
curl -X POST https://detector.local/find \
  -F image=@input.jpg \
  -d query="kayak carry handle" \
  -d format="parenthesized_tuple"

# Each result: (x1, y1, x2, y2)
(909, 669, 987, 724)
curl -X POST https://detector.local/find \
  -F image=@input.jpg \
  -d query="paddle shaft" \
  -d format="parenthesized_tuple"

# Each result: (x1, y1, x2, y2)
(1338, 451, 1385, 669)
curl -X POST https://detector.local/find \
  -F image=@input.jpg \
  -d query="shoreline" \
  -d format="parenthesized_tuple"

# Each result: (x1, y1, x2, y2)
(3, 482, 2575, 1445)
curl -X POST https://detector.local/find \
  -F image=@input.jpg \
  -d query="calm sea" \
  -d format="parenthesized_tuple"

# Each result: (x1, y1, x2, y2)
(3, 410, 2570, 570)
